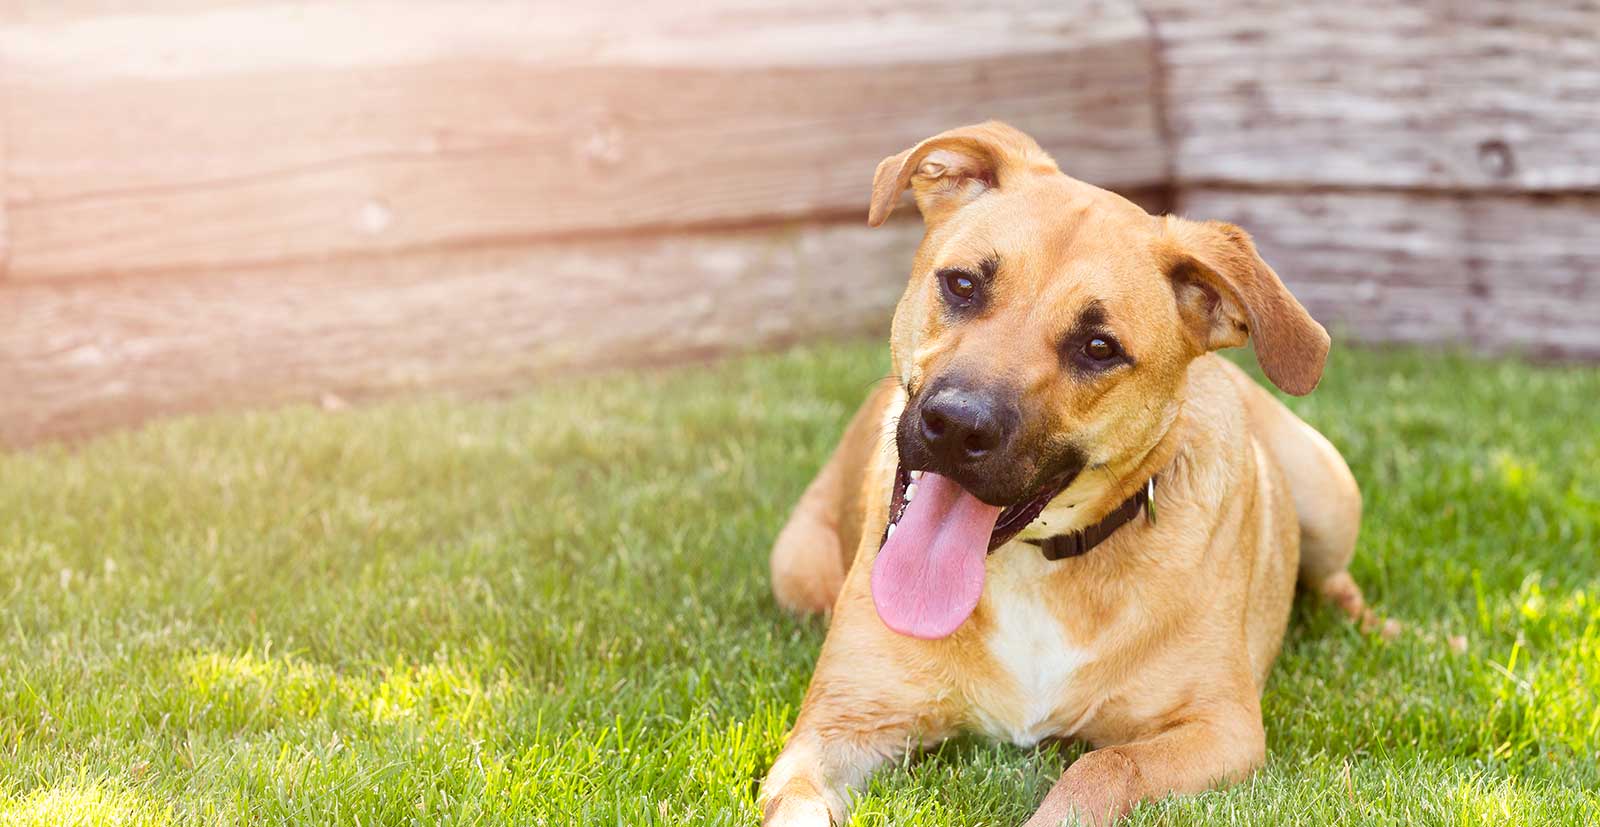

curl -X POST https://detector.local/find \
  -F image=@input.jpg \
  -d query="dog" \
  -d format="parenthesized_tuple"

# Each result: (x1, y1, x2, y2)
(758, 122, 1372, 826)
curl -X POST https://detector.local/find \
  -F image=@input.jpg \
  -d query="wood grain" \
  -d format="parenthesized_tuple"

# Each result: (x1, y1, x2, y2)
(1144, 0, 1600, 192)
(4, 1, 260, 23)
(0, 217, 925, 446)
(1, 0, 1166, 280)
(0, 76, 8, 279)
(1184, 188, 1600, 357)
(1152, 0, 1600, 359)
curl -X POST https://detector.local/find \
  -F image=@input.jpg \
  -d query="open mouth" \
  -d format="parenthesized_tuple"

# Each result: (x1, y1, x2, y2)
(870, 462, 1079, 640)
(880, 463, 1078, 554)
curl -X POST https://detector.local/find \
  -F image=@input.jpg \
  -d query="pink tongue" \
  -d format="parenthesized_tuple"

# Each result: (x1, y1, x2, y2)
(871, 472, 1004, 639)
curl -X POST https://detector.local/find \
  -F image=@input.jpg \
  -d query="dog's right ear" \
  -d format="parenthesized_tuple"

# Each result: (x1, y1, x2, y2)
(1162, 216, 1330, 396)
(867, 121, 1055, 228)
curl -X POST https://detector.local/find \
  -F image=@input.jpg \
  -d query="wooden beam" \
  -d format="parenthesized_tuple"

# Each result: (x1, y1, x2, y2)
(0, 37, 9, 280)
(4, 1, 260, 23)
(1183, 188, 1600, 358)
(0, 217, 920, 446)
(0, 133, 7, 282)
(0, 1, 1166, 280)
(1145, 0, 1600, 192)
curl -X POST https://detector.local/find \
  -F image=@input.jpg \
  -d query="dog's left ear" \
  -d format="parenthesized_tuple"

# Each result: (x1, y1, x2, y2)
(867, 121, 1055, 228)
(1163, 217, 1329, 396)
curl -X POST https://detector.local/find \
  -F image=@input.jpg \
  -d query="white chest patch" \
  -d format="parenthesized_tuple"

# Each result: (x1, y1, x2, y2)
(971, 549, 1093, 746)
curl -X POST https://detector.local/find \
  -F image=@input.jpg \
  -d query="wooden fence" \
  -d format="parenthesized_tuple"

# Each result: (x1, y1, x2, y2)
(1, 1, 1595, 446)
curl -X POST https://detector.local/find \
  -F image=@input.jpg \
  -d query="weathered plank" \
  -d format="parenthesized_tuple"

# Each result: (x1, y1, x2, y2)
(0, 0, 1166, 280)
(0, 78, 8, 280)
(0, 217, 921, 446)
(1144, 0, 1600, 191)
(3, 1, 259, 22)
(1183, 189, 1600, 357)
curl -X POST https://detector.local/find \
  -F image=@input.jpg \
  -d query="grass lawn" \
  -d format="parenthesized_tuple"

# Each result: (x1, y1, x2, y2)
(2, 340, 1597, 826)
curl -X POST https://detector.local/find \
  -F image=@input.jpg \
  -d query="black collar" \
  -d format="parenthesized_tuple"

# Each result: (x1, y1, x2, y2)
(1026, 477, 1157, 561)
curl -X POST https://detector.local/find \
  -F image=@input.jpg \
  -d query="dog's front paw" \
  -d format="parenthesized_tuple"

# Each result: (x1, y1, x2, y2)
(1021, 748, 1138, 827)
(760, 743, 849, 826)
(761, 779, 834, 827)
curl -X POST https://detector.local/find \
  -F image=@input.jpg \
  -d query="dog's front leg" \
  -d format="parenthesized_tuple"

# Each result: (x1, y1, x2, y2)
(1021, 706, 1265, 826)
(760, 611, 954, 826)
(760, 684, 951, 826)
(759, 730, 885, 826)
(761, 708, 948, 826)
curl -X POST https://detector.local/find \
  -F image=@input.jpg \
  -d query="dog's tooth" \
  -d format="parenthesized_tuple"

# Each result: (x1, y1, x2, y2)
(886, 523, 897, 538)
(909, 470, 923, 480)
(904, 482, 917, 502)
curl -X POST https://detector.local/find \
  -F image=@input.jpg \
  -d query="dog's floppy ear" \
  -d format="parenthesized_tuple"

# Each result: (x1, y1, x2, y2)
(1163, 216, 1330, 396)
(867, 121, 1054, 228)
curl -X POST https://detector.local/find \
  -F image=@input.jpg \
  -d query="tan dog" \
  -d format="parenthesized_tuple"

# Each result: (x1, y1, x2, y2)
(759, 122, 1371, 826)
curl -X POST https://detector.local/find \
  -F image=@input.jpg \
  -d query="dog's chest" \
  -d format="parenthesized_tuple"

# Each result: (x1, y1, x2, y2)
(969, 550, 1093, 747)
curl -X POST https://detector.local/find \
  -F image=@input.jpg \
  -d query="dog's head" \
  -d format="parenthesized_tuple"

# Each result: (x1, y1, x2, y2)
(866, 122, 1328, 639)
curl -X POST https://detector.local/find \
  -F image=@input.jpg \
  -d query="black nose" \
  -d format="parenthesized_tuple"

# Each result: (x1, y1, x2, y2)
(918, 385, 1013, 465)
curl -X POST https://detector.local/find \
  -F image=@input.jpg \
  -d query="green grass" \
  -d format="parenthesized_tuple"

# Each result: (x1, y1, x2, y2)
(2, 340, 1597, 826)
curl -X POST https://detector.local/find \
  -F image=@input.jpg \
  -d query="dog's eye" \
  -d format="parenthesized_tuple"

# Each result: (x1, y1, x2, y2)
(1068, 334, 1128, 373)
(1081, 337, 1121, 362)
(942, 271, 977, 303)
